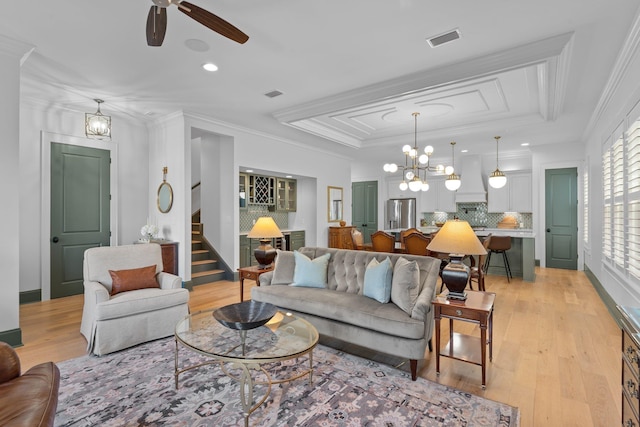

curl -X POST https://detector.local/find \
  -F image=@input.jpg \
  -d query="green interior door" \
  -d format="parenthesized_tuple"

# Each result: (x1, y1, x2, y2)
(51, 143, 111, 298)
(545, 167, 578, 270)
(352, 181, 378, 243)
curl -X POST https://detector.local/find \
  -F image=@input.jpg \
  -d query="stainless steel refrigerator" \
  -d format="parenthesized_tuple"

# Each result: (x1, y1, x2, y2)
(386, 198, 416, 230)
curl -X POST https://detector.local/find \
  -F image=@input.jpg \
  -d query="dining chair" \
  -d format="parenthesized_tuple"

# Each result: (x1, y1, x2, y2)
(350, 228, 372, 251)
(399, 228, 421, 253)
(403, 233, 431, 256)
(370, 231, 396, 253)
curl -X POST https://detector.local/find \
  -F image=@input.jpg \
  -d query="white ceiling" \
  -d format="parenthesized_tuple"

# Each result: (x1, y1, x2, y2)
(3, 0, 640, 168)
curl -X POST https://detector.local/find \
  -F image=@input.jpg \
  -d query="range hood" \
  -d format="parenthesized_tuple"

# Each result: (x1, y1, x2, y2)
(454, 155, 487, 203)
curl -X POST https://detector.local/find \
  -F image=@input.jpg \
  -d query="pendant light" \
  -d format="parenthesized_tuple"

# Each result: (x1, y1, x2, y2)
(85, 99, 111, 140)
(488, 136, 507, 189)
(444, 141, 461, 191)
(383, 112, 450, 192)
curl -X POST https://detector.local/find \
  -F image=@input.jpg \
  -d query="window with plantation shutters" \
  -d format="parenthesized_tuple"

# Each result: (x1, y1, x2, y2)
(583, 167, 589, 246)
(603, 100, 640, 283)
(603, 149, 612, 262)
(628, 112, 640, 280)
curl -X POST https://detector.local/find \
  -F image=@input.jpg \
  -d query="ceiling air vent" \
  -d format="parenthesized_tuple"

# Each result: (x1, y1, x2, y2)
(427, 29, 461, 48)
(264, 90, 283, 98)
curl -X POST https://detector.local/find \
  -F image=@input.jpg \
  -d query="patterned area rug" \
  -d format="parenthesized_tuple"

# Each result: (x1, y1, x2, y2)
(55, 337, 519, 426)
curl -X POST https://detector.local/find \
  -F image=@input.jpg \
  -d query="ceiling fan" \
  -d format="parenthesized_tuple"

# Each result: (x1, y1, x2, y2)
(146, 0, 249, 47)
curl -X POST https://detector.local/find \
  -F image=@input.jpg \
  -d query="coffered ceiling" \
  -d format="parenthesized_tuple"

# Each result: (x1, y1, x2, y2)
(2, 0, 639, 165)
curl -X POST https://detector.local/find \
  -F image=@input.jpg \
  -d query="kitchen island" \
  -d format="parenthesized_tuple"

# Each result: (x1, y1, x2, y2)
(475, 229, 536, 282)
(383, 226, 536, 282)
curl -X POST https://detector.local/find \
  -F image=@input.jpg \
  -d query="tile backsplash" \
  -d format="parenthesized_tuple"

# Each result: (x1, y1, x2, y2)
(239, 204, 289, 232)
(421, 203, 532, 229)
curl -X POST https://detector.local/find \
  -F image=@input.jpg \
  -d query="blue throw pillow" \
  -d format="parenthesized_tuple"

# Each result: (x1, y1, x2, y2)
(291, 251, 331, 288)
(363, 257, 393, 303)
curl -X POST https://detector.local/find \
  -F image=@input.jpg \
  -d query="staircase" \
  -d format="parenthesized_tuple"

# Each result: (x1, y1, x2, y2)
(191, 217, 226, 286)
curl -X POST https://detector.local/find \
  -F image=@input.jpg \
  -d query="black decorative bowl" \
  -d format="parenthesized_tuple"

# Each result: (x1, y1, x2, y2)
(213, 301, 278, 330)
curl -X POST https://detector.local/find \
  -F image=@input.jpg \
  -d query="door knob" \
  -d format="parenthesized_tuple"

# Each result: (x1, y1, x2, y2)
(546, 228, 550, 232)
(52, 236, 59, 243)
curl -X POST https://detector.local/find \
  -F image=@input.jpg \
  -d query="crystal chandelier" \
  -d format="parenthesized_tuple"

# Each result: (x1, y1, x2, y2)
(488, 136, 507, 189)
(383, 112, 452, 192)
(85, 99, 111, 140)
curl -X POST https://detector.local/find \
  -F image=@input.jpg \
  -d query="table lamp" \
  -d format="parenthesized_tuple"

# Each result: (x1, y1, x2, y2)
(247, 217, 284, 268)
(427, 219, 487, 300)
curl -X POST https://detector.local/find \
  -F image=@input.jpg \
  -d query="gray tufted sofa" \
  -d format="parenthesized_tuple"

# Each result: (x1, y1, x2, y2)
(251, 247, 441, 380)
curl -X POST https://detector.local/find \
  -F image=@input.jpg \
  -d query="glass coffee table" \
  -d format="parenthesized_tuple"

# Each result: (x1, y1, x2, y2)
(174, 308, 319, 426)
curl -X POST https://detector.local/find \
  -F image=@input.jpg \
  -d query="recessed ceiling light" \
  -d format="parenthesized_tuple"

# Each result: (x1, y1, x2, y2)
(461, 149, 468, 153)
(202, 63, 218, 72)
(285, 175, 292, 178)
(246, 169, 254, 173)
(265, 90, 284, 98)
(521, 142, 530, 146)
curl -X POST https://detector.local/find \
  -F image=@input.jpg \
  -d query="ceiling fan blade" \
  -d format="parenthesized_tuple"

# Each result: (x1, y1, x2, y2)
(146, 5, 167, 47)
(177, 1, 249, 44)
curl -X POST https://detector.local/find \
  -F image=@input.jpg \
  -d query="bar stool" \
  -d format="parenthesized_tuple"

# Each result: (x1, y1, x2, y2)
(484, 235, 513, 282)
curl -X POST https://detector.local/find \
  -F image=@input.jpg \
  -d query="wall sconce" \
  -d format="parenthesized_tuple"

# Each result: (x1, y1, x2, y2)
(85, 99, 111, 140)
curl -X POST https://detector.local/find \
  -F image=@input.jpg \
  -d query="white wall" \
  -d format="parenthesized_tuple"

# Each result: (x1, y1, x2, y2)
(583, 12, 640, 306)
(0, 36, 27, 338)
(184, 114, 352, 268)
(19, 101, 149, 298)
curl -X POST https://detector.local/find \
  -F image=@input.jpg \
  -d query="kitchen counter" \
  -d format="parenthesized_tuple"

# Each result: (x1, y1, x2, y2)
(386, 226, 535, 282)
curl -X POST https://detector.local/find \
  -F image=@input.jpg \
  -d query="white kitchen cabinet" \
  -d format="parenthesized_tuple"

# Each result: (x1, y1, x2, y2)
(387, 177, 407, 199)
(488, 172, 532, 212)
(419, 178, 457, 213)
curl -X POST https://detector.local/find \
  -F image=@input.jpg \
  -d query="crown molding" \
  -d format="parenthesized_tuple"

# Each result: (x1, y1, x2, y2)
(0, 33, 34, 63)
(583, 9, 640, 138)
(274, 32, 574, 147)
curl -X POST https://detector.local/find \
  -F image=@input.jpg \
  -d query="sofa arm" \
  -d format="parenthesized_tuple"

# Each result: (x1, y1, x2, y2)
(0, 342, 20, 384)
(85, 281, 110, 304)
(157, 272, 182, 289)
(259, 271, 274, 286)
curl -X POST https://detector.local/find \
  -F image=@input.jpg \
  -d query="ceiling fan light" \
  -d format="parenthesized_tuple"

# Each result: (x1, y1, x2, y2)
(202, 62, 218, 72)
(489, 169, 507, 188)
(445, 173, 461, 191)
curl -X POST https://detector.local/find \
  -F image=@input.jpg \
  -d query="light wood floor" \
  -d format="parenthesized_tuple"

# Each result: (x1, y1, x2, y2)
(15, 267, 621, 427)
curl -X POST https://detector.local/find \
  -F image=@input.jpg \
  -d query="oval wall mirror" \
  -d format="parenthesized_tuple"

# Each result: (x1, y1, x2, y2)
(157, 181, 173, 213)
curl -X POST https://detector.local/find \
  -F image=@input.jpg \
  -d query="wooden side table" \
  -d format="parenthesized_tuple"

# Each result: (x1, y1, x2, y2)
(237, 265, 273, 302)
(433, 290, 496, 388)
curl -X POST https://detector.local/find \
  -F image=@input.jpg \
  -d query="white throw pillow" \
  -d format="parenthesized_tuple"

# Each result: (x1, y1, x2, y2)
(290, 251, 331, 288)
(363, 257, 393, 303)
(271, 250, 295, 285)
(391, 257, 421, 315)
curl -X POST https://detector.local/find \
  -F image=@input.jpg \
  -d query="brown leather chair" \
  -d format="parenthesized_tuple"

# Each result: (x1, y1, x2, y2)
(0, 342, 60, 427)
(403, 233, 431, 256)
(370, 231, 395, 253)
(484, 235, 513, 282)
(398, 228, 421, 252)
(469, 234, 491, 291)
(350, 228, 372, 251)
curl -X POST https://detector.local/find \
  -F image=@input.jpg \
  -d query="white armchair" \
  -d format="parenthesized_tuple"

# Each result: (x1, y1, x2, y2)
(80, 244, 189, 356)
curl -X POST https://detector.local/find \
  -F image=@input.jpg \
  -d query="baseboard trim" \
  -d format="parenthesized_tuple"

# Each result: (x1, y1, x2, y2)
(183, 281, 193, 292)
(20, 289, 42, 305)
(584, 263, 621, 328)
(0, 328, 23, 347)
